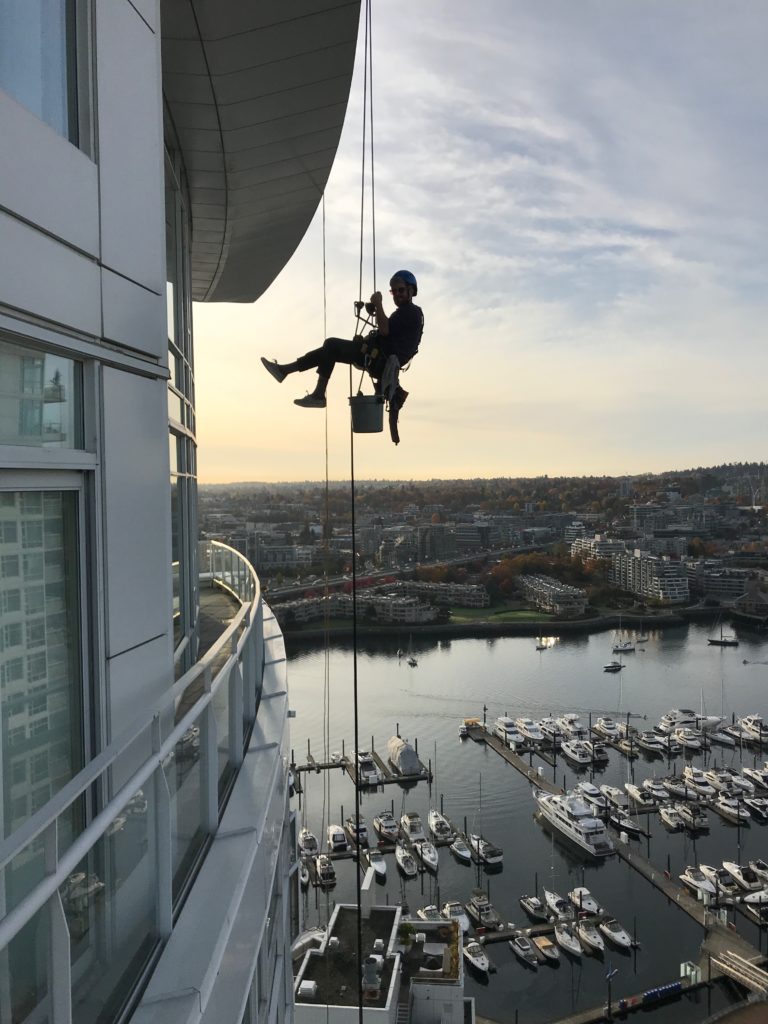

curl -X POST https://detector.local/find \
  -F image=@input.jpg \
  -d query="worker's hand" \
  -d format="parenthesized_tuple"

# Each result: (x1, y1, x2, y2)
(370, 291, 383, 306)
(353, 334, 364, 343)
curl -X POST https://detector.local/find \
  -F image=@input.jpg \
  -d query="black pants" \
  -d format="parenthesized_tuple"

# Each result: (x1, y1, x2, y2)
(296, 337, 367, 380)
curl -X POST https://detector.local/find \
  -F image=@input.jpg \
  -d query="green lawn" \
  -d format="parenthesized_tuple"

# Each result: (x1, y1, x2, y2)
(449, 606, 552, 623)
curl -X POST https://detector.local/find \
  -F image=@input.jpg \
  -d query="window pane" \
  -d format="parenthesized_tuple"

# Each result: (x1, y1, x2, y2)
(0, 339, 83, 448)
(0, 0, 78, 142)
(1, 491, 83, 844)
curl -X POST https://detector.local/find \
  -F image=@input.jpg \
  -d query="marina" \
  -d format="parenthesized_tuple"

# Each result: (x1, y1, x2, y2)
(290, 622, 768, 1022)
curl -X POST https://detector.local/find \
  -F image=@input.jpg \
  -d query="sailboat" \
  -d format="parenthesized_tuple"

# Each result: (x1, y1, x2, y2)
(406, 634, 418, 667)
(708, 617, 739, 647)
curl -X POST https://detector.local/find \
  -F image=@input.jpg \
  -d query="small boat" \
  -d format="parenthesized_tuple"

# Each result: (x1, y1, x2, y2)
(751, 858, 768, 883)
(716, 767, 754, 795)
(463, 940, 489, 973)
(364, 847, 387, 880)
(355, 750, 382, 785)
(624, 783, 656, 809)
(469, 833, 503, 866)
(400, 812, 426, 842)
(676, 802, 709, 831)
(603, 660, 623, 673)
(659, 804, 684, 830)
(554, 922, 582, 957)
(574, 781, 606, 811)
(636, 732, 667, 756)
(345, 814, 369, 847)
(599, 785, 628, 808)
(458, 723, 468, 739)
(316, 854, 336, 888)
(561, 740, 593, 766)
(298, 827, 319, 855)
(556, 713, 589, 740)
(510, 934, 539, 968)
(662, 776, 698, 801)
(416, 904, 443, 923)
(679, 865, 716, 898)
(740, 715, 768, 743)
(577, 919, 605, 953)
(709, 729, 737, 748)
(441, 900, 470, 932)
(449, 834, 472, 863)
(708, 623, 739, 647)
(543, 888, 573, 920)
(531, 934, 560, 962)
(744, 797, 768, 821)
(299, 860, 310, 887)
(743, 764, 768, 789)
(741, 888, 768, 906)
(608, 811, 644, 837)
(594, 717, 621, 739)
(568, 887, 601, 914)
(599, 917, 633, 949)
(394, 841, 418, 878)
(373, 810, 399, 843)
(465, 889, 502, 930)
(714, 795, 751, 823)
(723, 861, 763, 891)
(327, 824, 348, 853)
(519, 894, 548, 921)
(538, 718, 563, 748)
(700, 864, 739, 899)
(428, 809, 454, 841)
(612, 640, 635, 654)
(682, 766, 715, 797)
(413, 839, 439, 872)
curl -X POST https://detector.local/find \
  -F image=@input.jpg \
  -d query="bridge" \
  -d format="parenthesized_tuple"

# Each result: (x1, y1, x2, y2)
(709, 949, 768, 997)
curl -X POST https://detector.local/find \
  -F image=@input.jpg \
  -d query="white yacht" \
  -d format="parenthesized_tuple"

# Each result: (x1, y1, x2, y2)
(714, 766, 754, 794)
(577, 920, 604, 953)
(662, 775, 698, 801)
(534, 791, 616, 858)
(561, 740, 593, 765)
(680, 865, 716, 898)
(603, 660, 623, 673)
(659, 804, 684, 830)
(469, 833, 503, 866)
(744, 797, 768, 821)
(723, 862, 763, 891)
(700, 864, 739, 899)
(642, 777, 669, 801)
(400, 812, 426, 842)
(714, 796, 751, 823)
(568, 887, 601, 914)
(743, 763, 768, 789)
(364, 847, 387, 880)
(327, 824, 348, 852)
(510, 934, 539, 968)
(556, 713, 589, 740)
(416, 905, 443, 923)
(599, 918, 633, 949)
(585, 739, 610, 763)
(594, 717, 621, 739)
(574, 781, 606, 811)
(599, 784, 628, 808)
(394, 842, 418, 877)
(344, 814, 368, 847)
(740, 715, 768, 743)
(676, 802, 709, 831)
(315, 854, 336, 888)
(441, 900, 470, 932)
(515, 717, 545, 743)
(373, 810, 399, 843)
(519, 894, 548, 921)
(612, 640, 635, 654)
(427, 808, 454, 840)
(554, 922, 582, 957)
(298, 827, 319, 855)
(465, 890, 502, 930)
(657, 708, 721, 734)
(682, 765, 715, 797)
(538, 717, 563, 748)
(493, 716, 526, 747)
(463, 940, 490, 973)
(355, 750, 382, 785)
(449, 833, 472, 863)
(673, 727, 704, 751)
(624, 783, 656, 809)
(413, 839, 439, 871)
(636, 731, 667, 755)
(543, 889, 574, 920)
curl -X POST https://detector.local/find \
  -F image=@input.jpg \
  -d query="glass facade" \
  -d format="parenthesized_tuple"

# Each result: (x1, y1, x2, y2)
(0, 340, 83, 449)
(0, 0, 79, 142)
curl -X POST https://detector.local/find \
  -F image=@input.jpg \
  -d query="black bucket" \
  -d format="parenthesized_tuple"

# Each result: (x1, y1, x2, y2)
(349, 394, 384, 433)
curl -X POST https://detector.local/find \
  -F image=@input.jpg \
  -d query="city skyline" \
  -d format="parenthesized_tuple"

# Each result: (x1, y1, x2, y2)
(194, 1, 767, 484)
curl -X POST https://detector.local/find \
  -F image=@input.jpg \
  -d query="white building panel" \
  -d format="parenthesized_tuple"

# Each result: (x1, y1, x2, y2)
(0, 92, 99, 255)
(130, 0, 160, 32)
(102, 367, 171, 658)
(101, 266, 166, 355)
(0, 210, 101, 335)
(97, 0, 165, 307)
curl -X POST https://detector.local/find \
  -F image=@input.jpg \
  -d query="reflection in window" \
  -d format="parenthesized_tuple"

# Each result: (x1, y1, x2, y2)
(0, 0, 79, 142)
(0, 338, 83, 448)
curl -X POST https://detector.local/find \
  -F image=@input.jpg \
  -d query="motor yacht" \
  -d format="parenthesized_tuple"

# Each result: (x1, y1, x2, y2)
(535, 791, 616, 858)
(344, 814, 368, 847)
(463, 940, 489, 973)
(624, 783, 656, 809)
(674, 727, 704, 751)
(700, 864, 739, 899)
(575, 781, 607, 811)
(493, 716, 526, 747)
(561, 740, 593, 766)
(657, 708, 721, 734)
(400, 812, 426, 842)
(723, 861, 763, 891)
(744, 797, 768, 821)
(599, 784, 628, 808)
(714, 795, 751, 824)
(510, 934, 539, 968)
(449, 833, 472, 863)
(636, 731, 667, 756)
(327, 824, 348, 852)
(642, 778, 669, 801)
(708, 729, 737, 748)
(743, 763, 768, 789)
(739, 715, 768, 743)
(519, 894, 548, 921)
(469, 833, 503, 866)
(680, 865, 716, 898)
(603, 660, 623, 673)
(741, 888, 768, 907)
(394, 842, 418, 877)
(717, 767, 755, 794)
(599, 918, 633, 949)
(556, 713, 589, 740)
(413, 839, 439, 871)
(554, 922, 582, 956)
(543, 889, 574, 920)
(298, 827, 319, 855)
(749, 859, 768, 884)
(531, 935, 559, 962)
(416, 905, 443, 923)
(703, 768, 737, 792)
(586, 740, 610, 763)
(458, 723, 468, 739)
(662, 775, 699, 801)
(427, 808, 454, 841)
(373, 810, 399, 843)
(594, 717, 621, 740)
(364, 847, 387, 880)
(441, 900, 470, 932)
(355, 750, 382, 785)
(682, 765, 715, 797)
(577, 919, 605, 953)
(659, 804, 684, 830)
(676, 802, 709, 831)
(316, 854, 336, 888)
(465, 889, 502, 930)
(515, 717, 545, 743)
(538, 717, 563, 748)
(568, 887, 601, 914)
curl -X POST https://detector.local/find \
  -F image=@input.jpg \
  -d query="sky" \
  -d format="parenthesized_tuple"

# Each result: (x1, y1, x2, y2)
(193, 0, 768, 484)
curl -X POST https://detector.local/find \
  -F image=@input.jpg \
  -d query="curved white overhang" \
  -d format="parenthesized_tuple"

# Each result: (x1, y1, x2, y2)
(161, 0, 361, 303)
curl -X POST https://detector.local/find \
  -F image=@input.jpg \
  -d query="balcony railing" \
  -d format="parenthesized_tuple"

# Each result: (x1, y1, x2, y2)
(0, 541, 270, 1023)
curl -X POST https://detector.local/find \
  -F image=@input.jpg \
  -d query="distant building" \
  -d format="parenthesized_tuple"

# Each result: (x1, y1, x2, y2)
(570, 534, 627, 560)
(611, 550, 689, 604)
(684, 560, 753, 602)
(518, 575, 588, 617)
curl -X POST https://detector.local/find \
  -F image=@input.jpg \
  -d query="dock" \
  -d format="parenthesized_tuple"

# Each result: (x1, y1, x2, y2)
(467, 725, 562, 795)
(292, 740, 432, 787)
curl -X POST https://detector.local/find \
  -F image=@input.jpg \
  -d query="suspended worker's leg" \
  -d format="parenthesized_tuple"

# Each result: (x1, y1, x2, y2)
(261, 338, 366, 409)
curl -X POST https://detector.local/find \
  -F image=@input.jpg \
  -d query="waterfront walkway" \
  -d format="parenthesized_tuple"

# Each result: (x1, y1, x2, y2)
(467, 726, 562, 795)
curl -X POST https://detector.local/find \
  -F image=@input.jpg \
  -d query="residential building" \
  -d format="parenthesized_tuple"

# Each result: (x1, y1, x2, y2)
(517, 575, 588, 617)
(0, 4, 359, 1024)
(611, 550, 690, 604)
(570, 534, 627, 560)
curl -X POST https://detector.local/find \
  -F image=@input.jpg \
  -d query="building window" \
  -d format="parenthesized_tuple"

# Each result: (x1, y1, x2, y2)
(0, 0, 80, 142)
(0, 338, 84, 448)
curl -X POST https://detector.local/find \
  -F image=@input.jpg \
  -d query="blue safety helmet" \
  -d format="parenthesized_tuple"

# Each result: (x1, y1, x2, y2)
(390, 269, 418, 296)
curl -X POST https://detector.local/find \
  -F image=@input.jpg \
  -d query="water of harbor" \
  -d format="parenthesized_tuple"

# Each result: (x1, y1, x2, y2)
(287, 621, 768, 1022)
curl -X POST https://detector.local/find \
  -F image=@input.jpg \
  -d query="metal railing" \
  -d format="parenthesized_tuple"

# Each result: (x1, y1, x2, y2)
(0, 541, 269, 1021)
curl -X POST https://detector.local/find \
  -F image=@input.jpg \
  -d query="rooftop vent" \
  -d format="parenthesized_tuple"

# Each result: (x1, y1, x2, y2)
(298, 981, 318, 1000)
(373, 938, 385, 953)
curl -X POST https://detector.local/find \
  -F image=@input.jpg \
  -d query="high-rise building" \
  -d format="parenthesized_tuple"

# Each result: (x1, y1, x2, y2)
(0, 4, 359, 1023)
